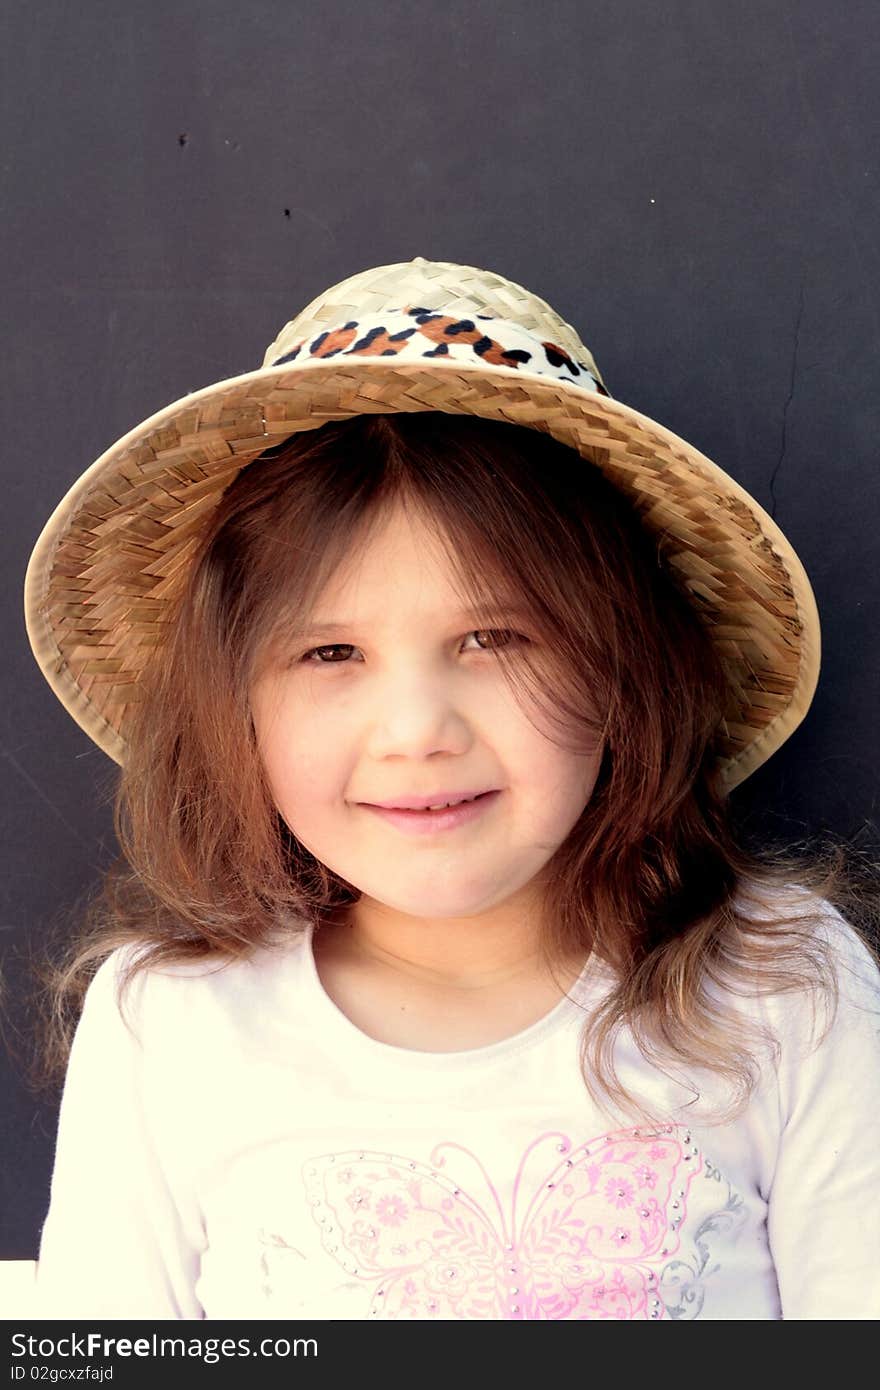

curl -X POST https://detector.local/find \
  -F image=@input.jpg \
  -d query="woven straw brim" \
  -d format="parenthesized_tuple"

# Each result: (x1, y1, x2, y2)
(23, 354, 820, 794)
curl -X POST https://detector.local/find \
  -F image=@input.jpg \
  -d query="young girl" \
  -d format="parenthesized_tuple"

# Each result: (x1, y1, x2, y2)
(23, 257, 880, 1321)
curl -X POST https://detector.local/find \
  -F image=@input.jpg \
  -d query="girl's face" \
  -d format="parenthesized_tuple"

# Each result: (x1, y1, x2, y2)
(249, 498, 603, 932)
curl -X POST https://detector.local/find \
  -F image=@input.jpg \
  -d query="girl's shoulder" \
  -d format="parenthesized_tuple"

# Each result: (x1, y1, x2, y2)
(736, 879, 878, 964)
(83, 926, 312, 1044)
(730, 880, 880, 1034)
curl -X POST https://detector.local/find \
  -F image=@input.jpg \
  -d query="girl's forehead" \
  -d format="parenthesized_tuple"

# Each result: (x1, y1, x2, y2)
(312, 508, 500, 598)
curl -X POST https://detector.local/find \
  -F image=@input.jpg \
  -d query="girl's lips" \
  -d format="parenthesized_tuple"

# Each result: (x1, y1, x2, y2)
(360, 789, 502, 835)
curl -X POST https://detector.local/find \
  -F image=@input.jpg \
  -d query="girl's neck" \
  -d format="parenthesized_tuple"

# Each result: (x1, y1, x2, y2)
(311, 911, 589, 1053)
(317, 897, 585, 995)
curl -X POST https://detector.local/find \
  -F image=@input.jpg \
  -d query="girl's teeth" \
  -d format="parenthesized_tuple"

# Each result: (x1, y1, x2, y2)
(422, 795, 479, 811)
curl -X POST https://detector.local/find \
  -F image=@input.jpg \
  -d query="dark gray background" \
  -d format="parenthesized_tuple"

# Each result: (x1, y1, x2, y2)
(2, 0, 877, 1258)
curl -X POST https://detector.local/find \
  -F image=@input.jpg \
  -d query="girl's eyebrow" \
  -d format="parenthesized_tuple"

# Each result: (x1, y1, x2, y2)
(295, 604, 531, 637)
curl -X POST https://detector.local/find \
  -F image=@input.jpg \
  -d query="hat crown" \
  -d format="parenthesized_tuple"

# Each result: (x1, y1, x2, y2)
(260, 255, 606, 389)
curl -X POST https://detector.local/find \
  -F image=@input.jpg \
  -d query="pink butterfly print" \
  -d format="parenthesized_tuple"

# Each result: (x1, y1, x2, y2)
(302, 1126, 702, 1319)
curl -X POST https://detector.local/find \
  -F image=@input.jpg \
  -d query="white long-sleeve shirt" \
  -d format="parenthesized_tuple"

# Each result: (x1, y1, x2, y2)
(33, 893, 880, 1320)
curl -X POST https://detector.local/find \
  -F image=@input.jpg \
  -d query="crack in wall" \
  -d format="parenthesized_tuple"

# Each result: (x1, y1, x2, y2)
(768, 279, 806, 522)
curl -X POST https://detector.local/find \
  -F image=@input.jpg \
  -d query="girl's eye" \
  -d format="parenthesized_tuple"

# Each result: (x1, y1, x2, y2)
(464, 628, 521, 652)
(298, 629, 524, 665)
(300, 643, 360, 664)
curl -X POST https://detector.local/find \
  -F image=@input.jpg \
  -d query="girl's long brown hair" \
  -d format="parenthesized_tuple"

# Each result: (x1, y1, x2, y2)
(14, 411, 880, 1123)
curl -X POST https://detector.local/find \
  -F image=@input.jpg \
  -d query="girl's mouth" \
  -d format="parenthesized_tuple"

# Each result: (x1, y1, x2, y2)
(360, 789, 501, 835)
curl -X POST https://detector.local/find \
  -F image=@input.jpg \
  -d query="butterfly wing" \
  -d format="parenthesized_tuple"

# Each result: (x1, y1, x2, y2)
(515, 1126, 703, 1319)
(302, 1149, 508, 1318)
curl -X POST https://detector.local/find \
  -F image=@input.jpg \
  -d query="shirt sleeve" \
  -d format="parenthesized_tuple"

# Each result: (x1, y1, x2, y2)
(764, 903, 880, 1319)
(34, 947, 206, 1320)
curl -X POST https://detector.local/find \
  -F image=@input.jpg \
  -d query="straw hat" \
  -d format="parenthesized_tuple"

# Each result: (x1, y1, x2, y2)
(23, 255, 820, 794)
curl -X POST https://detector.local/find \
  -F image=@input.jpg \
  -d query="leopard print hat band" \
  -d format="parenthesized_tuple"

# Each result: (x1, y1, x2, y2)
(264, 302, 610, 397)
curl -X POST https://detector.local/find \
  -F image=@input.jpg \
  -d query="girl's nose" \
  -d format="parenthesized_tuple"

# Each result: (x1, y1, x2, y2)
(364, 672, 472, 760)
